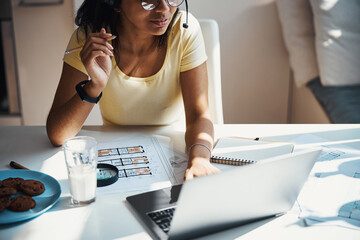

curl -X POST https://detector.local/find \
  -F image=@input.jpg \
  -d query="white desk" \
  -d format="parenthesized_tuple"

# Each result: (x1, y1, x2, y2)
(0, 124, 360, 240)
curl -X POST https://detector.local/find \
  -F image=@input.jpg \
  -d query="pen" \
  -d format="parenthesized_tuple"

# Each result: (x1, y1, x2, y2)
(64, 35, 117, 55)
(9, 161, 30, 170)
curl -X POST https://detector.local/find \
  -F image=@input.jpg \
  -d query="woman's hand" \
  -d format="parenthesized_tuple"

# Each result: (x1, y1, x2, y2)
(184, 157, 220, 181)
(80, 28, 114, 95)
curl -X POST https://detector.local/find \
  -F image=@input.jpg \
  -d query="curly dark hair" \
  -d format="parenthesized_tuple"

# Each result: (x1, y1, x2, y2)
(75, 0, 179, 48)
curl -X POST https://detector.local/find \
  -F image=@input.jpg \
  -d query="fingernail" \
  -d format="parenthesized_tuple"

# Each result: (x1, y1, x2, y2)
(106, 42, 114, 50)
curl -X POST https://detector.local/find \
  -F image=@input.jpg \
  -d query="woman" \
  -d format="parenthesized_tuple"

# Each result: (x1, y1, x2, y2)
(46, 0, 219, 180)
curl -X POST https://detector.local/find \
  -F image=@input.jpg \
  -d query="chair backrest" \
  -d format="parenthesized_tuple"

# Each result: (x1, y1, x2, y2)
(199, 19, 224, 124)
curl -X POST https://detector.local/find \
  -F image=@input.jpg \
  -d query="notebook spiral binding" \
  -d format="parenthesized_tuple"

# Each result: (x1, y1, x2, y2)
(210, 155, 256, 166)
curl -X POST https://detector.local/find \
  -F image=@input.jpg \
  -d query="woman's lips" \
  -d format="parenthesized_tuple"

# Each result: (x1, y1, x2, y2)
(151, 19, 169, 26)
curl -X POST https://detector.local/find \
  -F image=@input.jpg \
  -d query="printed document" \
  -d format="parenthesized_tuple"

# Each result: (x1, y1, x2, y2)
(291, 134, 360, 230)
(96, 134, 187, 195)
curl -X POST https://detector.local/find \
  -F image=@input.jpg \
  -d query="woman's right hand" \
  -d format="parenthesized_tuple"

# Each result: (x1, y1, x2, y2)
(80, 28, 114, 96)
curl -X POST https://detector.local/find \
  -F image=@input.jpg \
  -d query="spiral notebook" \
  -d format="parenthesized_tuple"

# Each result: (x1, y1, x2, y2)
(211, 137, 294, 165)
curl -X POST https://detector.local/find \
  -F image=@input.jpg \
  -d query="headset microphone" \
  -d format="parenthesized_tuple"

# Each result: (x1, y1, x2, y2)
(182, 0, 189, 28)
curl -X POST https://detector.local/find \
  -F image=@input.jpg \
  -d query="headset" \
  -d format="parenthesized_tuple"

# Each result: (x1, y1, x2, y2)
(182, 0, 189, 28)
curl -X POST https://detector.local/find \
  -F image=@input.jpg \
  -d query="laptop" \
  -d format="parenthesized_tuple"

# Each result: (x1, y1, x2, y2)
(126, 148, 321, 240)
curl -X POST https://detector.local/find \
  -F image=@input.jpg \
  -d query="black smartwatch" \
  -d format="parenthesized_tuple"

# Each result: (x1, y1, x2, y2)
(75, 80, 102, 104)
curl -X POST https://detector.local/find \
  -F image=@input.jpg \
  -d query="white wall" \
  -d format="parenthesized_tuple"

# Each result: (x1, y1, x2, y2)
(187, 0, 291, 123)
(11, 0, 74, 125)
(290, 78, 330, 123)
(11, 0, 102, 125)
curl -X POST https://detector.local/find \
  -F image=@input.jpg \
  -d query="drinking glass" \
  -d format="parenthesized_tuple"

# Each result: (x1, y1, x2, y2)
(63, 136, 98, 205)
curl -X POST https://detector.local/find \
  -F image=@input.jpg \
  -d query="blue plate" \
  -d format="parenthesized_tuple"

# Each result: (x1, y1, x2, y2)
(0, 170, 61, 224)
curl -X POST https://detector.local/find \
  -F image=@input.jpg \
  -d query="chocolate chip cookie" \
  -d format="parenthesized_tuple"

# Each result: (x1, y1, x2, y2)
(19, 179, 45, 196)
(0, 197, 11, 212)
(8, 195, 36, 212)
(0, 187, 17, 197)
(1, 177, 24, 190)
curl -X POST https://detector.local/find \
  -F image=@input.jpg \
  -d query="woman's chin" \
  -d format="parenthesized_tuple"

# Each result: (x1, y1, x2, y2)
(150, 27, 168, 36)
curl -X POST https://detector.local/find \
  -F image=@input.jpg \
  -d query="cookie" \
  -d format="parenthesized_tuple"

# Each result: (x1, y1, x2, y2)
(8, 195, 36, 212)
(0, 197, 11, 212)
(0, 187, 17, 197)
(1, 178, 24, 189)
(20, 180, 45, 196)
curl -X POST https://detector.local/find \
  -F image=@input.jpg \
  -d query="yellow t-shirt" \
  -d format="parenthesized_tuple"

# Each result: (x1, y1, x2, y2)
(63, 11, 207, 126)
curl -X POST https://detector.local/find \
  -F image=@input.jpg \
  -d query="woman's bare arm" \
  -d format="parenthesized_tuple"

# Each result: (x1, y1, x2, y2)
(47, 29, 113, 146)
(46, 63, 97, 146)
(180, 61, 220, 180)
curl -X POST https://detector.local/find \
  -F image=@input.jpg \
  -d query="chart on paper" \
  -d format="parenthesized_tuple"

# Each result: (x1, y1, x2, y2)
(96, 135, 177, 194)
(98, 146, 153, 178)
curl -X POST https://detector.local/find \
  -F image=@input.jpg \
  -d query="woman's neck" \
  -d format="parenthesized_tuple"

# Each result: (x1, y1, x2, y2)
(117, 21, 159, 56)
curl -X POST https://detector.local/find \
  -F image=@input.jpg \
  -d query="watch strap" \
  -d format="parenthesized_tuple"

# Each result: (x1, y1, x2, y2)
(75, 80, 102, 104)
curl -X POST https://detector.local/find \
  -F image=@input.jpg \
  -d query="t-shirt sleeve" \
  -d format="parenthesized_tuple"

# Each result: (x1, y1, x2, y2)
(63, 28, 89, 76)
(180, 13, 208, 72)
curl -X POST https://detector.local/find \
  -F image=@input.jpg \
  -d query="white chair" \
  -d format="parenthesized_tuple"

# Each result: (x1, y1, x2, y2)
(199, 19, 224, 124)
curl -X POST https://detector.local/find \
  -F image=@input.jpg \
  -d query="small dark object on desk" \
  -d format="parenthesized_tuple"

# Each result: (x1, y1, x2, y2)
(9, 161, 29, 170)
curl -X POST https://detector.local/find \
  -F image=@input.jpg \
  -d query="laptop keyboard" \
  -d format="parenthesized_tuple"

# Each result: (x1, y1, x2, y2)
(147, 207, 176, 233)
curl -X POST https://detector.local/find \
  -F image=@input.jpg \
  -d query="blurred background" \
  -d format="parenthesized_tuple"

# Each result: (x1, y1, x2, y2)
(0, 0, 334, 126)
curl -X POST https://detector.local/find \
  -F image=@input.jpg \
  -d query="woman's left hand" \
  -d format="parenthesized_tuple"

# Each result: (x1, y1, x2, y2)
(184, 157, 220, 181)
